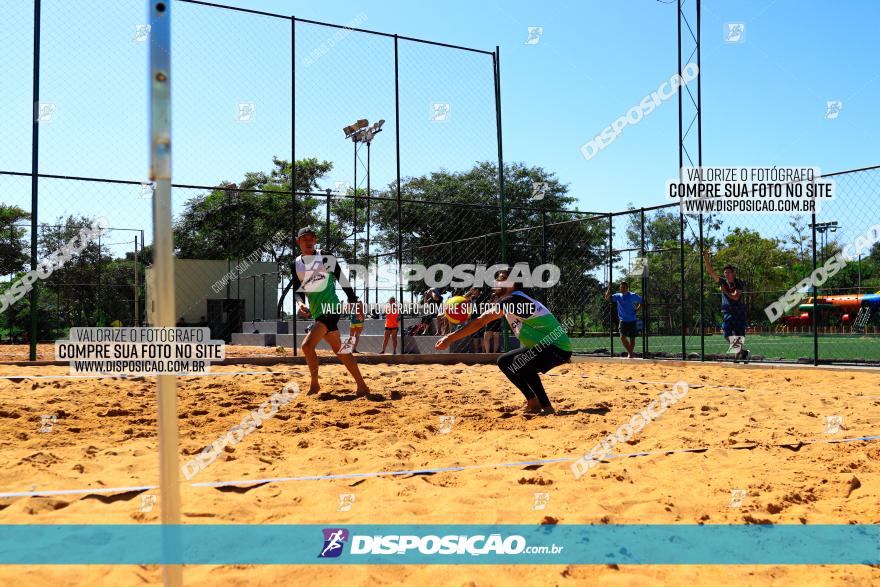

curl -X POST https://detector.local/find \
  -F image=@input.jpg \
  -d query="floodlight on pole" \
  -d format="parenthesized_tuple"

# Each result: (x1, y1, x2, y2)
(809, 220, 840, 263)
(361, 119, 385, 144)
(343, 118, 369, 140)
(343, 117, 385, 304)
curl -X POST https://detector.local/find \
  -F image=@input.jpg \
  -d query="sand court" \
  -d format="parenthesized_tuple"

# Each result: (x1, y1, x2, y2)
(0, 359, 877, 584)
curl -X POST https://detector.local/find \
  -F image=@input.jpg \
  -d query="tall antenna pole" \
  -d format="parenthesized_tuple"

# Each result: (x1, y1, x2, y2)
(678, 0, 701, 360)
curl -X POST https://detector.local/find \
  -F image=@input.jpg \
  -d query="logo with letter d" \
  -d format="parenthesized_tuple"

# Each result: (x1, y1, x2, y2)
(319, 528, 349, 558)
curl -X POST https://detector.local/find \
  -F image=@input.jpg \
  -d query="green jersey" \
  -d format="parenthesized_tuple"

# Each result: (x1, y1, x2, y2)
(499, 291, 572, 352)
(293, 254, 356, 318)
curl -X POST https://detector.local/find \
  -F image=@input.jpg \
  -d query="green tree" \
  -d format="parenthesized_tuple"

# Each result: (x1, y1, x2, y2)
(367, 161, 603, 326)
(709, 228, 799, 325)
(623, 210, 693, 334)
(0, 214, 121, 339)
(0, 204, 30, 276)
(38, 216, 111, 330)
(370, 161, 578, 264)
(788, 215, 810, 265)
(173, 157, 348, 315)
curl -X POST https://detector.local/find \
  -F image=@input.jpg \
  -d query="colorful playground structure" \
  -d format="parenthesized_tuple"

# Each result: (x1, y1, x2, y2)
(780, 291, 880, 331)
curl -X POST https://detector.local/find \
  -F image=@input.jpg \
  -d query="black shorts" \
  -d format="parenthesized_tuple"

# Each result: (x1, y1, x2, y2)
(619, 320, 638, 338)
(315, 313, 341, 333)
(385, 326, 399, 332)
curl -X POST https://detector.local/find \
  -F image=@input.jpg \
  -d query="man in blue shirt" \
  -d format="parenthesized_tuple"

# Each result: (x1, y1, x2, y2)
(605, 281, 643, 358)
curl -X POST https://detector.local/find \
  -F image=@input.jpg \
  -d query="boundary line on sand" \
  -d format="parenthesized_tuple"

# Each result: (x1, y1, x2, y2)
(2, 434, 877, 498)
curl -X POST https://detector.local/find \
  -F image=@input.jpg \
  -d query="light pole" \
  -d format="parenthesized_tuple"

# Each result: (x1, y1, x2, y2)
(858, 254, 862, 294)
(222, 182, 238, 302)
(343, 119, 368, 269)
(809, 220, 839, 264)
(134, 235, 139, 326)
(343, 118, 384, 304)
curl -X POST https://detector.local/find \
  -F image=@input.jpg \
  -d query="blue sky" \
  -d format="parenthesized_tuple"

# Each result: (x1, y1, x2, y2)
(1, 0, 878, 253)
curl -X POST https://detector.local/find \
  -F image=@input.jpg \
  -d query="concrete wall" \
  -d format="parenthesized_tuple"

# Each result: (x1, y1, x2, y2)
(146, 259, 279, 325)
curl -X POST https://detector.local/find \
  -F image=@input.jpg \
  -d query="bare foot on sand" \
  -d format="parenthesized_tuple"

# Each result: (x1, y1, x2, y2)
(524, 398, 542, 413)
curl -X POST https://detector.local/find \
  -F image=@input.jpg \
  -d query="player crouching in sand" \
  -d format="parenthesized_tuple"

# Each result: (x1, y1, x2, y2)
(291, 227, 370, 396)
(435, 267, 572, 415)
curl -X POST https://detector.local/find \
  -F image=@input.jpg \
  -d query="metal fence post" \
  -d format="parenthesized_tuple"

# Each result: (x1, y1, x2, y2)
(811, 212, 819, 365)
(493, 46, 508, 352)
(365, 143, 371, 305)
(699, 214, 704, 360)
(29, 0, 42, 360)
(394, 35, 405, 353)
(696, 0, 704, 361)
(224, 189, 231, 300)
(97, 232, 102, 324)
(540, 208, 546, 265)
(680, 211, 686, 359)
(134, 236, 139, 326)
(325, 190, 331, 247)
(409, 248, 414, 304)
(291, 15, 297, 355)
(640, 208, 647, 357)
(608, 213, 614, 356)
(7, 225, 14, 343)
(352, 147, 359, 279)
(676, 0, 683, 362)
(494, 47, 506, 265)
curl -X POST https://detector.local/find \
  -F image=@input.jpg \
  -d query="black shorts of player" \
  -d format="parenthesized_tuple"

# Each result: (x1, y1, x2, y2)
(315, 313, 341, 333)
(619, 320, 638, 338)
(497, 344, 572, 409)
(385, 326, 399, 332)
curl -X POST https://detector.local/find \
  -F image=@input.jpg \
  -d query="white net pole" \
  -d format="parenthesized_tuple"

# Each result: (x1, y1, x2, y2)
(148, 2, 182, 585)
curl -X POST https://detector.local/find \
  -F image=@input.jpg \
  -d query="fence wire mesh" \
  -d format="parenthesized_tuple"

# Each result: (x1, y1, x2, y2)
(1, 0, 879, 365)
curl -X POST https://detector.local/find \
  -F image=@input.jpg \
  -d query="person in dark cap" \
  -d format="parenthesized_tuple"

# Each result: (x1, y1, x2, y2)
(291, 227, 370, 395)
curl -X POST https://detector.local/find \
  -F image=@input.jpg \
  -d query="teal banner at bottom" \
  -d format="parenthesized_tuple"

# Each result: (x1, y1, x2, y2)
(0, 525, 876, 565)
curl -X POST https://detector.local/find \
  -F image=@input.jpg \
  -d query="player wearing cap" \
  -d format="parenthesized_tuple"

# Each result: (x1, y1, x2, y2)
(291, 227, 370, 395)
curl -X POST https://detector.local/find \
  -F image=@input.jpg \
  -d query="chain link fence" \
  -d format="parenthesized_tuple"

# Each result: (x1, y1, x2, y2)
(1, 1, 879, 365)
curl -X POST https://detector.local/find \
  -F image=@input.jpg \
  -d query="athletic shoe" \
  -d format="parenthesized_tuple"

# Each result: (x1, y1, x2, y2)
(741, 349, 751, 364)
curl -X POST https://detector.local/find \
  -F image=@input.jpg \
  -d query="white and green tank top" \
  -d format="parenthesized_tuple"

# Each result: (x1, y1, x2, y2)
(499, 291, 572, 352)
(295, 255, 341, 319)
